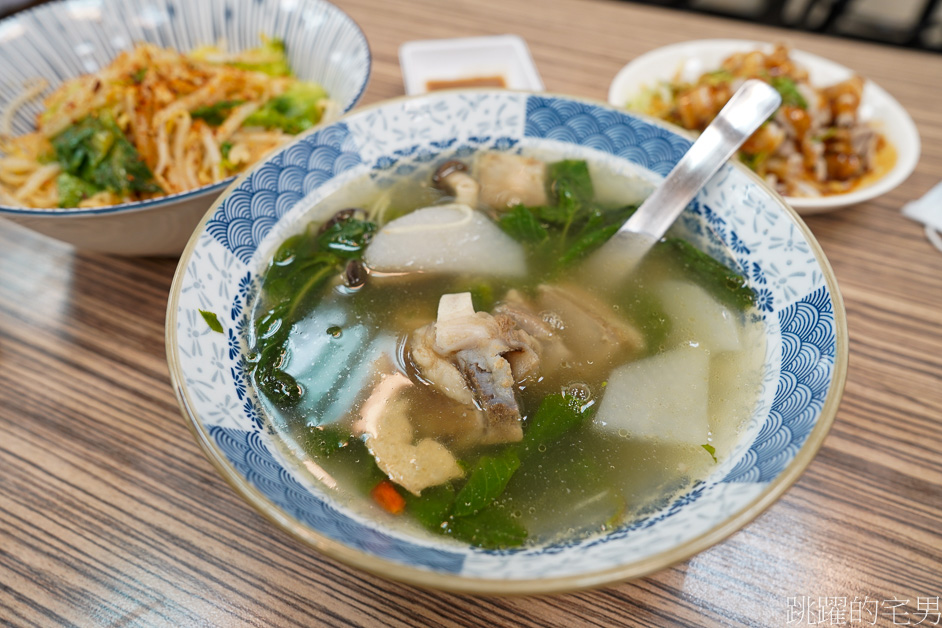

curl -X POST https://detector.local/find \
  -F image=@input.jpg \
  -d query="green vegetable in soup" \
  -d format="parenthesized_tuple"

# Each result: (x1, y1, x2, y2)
(251, 213, 377, 405)
(199, 309, 225, 334)
(654, 238, 756, 311)
(452, 448, 521, 518)
(395, 392, 595, 548)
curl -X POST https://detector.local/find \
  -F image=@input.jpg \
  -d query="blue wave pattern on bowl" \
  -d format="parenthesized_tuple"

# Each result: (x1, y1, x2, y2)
(0, 0, 370, 215)
(525, 96, 691, 177)
(206, 123, 363, 264)
(209, 424, 466, 572)
(725, 286, 835, 483)
(173, 91, 839, 579)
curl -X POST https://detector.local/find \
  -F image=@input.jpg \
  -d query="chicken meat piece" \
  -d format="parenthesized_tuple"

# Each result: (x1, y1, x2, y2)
(408, 292, 542, 445)
(474, 151, 548, 210)
(537, 284, 645, 364)
(494, 289, 572, 376)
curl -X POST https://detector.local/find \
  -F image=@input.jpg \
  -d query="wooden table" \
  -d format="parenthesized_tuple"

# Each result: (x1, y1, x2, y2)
(2, 0, 941, 625)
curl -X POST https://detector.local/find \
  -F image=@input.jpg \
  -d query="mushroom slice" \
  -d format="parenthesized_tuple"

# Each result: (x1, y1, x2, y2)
(432, 160, 480, 207)
(356, 372, 464, 496)
(474, 151, 548, 210)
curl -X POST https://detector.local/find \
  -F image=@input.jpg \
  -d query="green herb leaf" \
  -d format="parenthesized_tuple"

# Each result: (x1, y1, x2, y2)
(227, 37, 293, 76)
(520, 393, 596, 460)
(655, 238, 756, 312)
(770, 76, 807, 109)
(702, 443, 717, 463)
(56, 172, 100, 208)
(452, 449, 521, 518)
(446, 507, 527, 549)
(702, 69, 734, 86)
(199, 309, 224, 333)
(244, 81, 329, 134)
(315, 217, 377, 260)
(404, 484, 456, 532)
(52, 114, 161, 198)
(548, 160, 594, 209)
(131, 68, 147, 84)
(559, 223, 620, 266)
(190, 100, 245, 126)
(499, 205, 549, 243)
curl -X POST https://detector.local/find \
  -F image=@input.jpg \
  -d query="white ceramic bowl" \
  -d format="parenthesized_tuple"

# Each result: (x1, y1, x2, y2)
(0, 0, 370, 255)
(166, 90, 848, 593)
(608, 39, 921, 214)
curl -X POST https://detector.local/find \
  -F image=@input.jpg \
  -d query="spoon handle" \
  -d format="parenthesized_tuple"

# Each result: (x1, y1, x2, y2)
(618, 79, 782, 246)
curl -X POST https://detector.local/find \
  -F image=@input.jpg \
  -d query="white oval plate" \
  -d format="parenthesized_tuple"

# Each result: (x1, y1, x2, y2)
(608, 39, 921, 214)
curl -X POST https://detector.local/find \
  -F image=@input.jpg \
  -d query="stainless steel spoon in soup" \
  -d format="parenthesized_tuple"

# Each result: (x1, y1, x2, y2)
(588, 79, 782, 279)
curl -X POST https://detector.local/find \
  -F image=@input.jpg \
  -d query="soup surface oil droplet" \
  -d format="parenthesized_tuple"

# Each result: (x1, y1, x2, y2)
(326, 325, 343, 338)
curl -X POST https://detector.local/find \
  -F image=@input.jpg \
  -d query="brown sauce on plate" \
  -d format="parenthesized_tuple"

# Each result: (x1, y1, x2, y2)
(426, 75, 507, 91)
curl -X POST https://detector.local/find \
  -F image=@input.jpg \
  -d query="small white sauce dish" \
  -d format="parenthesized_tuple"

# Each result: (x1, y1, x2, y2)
(399, 34, 544, 95)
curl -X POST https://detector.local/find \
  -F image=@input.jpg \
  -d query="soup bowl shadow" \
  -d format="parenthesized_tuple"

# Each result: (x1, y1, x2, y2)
(166, 89, 848, 594)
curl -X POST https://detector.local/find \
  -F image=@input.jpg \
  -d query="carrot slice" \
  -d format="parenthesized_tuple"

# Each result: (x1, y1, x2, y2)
(371, 480, 406, 515)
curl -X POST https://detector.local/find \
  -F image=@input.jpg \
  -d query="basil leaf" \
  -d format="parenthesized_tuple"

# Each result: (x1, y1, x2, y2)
(446, 507, 527, 549)
(315, 217, 377, 260)
(655, 238, 756, 312)
(199, 309, 224, 333)
(404, 484, 457, 532)
(499, 205, 548, 243)
(702, 443, 717, 463)
(521, 393, 596, 459)
(452, 448, 521, 518)
(548, 160, 594, 208)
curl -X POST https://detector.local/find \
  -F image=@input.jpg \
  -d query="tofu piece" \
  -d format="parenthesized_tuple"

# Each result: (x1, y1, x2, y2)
(593, 344, 710, 445)
(657, 281, 741, 353)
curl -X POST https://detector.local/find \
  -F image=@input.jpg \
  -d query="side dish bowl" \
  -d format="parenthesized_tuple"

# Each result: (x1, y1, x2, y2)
(167, 90, 848, 594)
(0, 0, 370, 255)
(608, 39, 920, 214)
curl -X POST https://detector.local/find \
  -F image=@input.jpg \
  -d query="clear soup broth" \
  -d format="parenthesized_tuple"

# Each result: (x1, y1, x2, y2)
(250, 150, 765, 550)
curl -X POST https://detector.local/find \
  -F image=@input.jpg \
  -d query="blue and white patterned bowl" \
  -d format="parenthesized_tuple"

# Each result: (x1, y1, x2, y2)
(166, 90, 848, 594)
(0, 0, 370, 255)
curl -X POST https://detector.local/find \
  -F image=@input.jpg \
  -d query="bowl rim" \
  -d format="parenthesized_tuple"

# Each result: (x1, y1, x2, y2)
(165, 88, 849, 595)
(607, 37, 921, 215)
(0, 0, 372, 218)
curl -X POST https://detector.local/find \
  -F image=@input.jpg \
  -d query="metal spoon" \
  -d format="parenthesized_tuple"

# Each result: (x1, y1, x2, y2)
(588, 79, 782, 278)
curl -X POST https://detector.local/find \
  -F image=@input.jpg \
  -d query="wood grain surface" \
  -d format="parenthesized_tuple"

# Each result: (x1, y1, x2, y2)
(1, 0, 941, 626)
